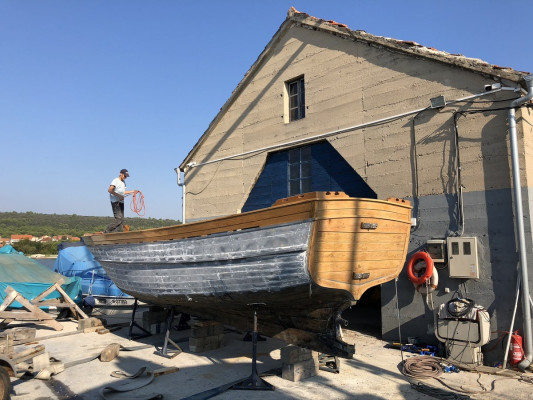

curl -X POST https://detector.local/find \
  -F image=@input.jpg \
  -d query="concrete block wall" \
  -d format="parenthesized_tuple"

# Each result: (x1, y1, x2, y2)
(183, 23, 520, 220)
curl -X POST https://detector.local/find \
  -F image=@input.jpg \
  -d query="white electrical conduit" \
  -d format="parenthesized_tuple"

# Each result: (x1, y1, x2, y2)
(174, 168, 186, 224)
(502, 275, 520, 368)
(507, 74, 533, 371)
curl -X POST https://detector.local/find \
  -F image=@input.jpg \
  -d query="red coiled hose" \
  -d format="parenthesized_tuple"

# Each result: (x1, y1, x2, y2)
(130, 190, 145, 216)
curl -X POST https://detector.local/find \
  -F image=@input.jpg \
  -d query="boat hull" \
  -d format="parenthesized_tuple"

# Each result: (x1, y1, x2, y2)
(85, 192, 411, 358)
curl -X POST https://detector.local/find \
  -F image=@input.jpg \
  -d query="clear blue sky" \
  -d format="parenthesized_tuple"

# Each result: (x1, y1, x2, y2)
(1, 1, 531, 220)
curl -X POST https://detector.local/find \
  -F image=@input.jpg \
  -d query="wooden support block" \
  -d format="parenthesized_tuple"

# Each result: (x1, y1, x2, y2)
(142, 310, 167, 334)
(280, 345, 314, 364)
(77, 317, 104, 331)
(142, 310, 167, 325)
(191, 321, 224, 338)
(282, 356, 319, 382)
(189, 333, 224, 353)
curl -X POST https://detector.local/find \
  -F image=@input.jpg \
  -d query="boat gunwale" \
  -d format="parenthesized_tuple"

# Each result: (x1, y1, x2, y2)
(84, 193, 411, 246)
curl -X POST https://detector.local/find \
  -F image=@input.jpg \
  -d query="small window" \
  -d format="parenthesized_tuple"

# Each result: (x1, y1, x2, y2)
(451, 242, 460, 255)
(285, 76, 305, 122)
(288, 146, 311, 196)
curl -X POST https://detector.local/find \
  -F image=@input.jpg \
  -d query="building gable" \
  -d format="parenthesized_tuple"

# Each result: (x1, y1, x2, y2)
(180, 7, 528, 173)
(180, 7, 530, 221)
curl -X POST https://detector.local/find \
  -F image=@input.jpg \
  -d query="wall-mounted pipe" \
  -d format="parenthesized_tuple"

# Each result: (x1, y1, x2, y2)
(508, 74, 533, 371)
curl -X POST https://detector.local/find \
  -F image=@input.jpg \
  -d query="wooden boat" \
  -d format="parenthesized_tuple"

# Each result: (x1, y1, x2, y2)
(83, 191, 411, 358)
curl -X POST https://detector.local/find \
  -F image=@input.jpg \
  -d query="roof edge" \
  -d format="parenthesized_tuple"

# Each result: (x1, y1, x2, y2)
(287, 7, 528, 82)
(180, 8, 529, 170)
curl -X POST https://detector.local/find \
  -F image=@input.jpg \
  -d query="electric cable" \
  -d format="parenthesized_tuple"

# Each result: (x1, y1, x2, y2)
(403, 355, 444, 379)
(408, 380, 472, 400)
(409, 107, 431, 232)
(130, 190, 146, 217)
(452, 112, 465, 235)
(446, 298, 475, 318)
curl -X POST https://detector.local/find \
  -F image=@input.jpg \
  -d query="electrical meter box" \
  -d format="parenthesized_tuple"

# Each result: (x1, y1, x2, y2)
(447, 237, 479, 279)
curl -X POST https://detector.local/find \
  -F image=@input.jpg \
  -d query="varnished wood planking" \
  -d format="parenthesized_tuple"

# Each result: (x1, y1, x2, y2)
(318, 268, 399, 283)
(311, 259, 403, 271)
(313, 238, 407, 252)
(315, 201, 411, 220)
(314, 231, 407, 244)
(306, 195, 411, 299)
(316, 218, 410, 234)
(313, 250, 406, 263)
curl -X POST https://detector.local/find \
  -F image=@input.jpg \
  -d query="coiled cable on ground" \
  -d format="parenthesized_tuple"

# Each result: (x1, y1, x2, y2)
(402, 356, 495, 397)
(403, 356, 471, 400)
(446, 298, 475, 318)
(403, 355, 443, 379)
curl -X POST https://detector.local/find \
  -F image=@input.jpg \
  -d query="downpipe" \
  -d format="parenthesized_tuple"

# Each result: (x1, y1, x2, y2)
(508, 74, 533, 370)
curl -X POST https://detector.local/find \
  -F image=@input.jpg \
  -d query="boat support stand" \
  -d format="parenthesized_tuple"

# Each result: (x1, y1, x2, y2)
(232, 303, 274, 391)
(154, 307, 183, 359)
(128, 299, 151, 340)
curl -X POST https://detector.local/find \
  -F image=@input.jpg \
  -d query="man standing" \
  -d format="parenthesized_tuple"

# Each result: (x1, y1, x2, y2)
(105, 169, 136, 233)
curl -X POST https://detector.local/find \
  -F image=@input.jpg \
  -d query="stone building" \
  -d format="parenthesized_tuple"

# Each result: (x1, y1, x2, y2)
(179, 8, 533, 363)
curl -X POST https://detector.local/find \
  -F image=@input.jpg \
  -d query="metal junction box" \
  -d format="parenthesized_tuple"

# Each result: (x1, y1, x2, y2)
(427, 239, 446, 263)
(447, 237, 479, 279)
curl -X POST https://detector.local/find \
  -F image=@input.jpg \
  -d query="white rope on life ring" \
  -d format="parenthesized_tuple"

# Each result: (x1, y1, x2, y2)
(413, 262, 439, 294)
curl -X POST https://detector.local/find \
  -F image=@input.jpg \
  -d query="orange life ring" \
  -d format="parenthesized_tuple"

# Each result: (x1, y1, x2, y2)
(414, 264, 439, 294)
(406, 251, 434, 285)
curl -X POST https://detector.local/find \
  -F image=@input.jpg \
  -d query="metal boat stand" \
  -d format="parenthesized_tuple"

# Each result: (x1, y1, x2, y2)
(154, 307, 183, 359)
(128, 298, 151, 340)
(232, 303, 274, 391)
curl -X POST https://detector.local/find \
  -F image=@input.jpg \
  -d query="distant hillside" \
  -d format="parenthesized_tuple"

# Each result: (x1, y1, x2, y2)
(0, 211, 181, 238)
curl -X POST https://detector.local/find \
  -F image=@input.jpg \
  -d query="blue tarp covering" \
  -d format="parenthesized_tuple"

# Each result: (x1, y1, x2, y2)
(0, 245, 82, 308)
(53, 244, 131, 299)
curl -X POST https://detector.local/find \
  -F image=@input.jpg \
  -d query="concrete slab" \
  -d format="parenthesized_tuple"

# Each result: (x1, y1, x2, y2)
(7, 315, 533, 400)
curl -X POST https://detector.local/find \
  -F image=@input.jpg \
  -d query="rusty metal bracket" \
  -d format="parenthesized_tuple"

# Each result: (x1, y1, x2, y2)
(318, 353, 340, 373)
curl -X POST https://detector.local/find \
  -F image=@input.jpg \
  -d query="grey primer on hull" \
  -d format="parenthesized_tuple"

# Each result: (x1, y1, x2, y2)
(88, 221, 314, 304)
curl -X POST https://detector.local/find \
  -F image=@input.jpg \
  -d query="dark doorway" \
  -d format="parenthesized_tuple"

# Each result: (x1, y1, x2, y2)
(342, 286, 382, 337)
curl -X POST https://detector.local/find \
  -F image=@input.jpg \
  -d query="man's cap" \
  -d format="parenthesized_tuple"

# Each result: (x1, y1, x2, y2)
(120, 169, 130, 177)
